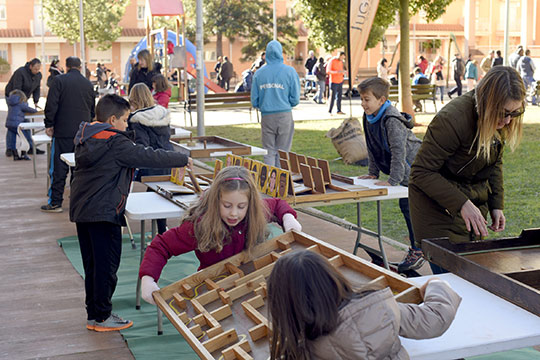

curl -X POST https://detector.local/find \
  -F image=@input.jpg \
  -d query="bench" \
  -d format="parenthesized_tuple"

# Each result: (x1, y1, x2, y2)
(388, 84, 438, 113)
(171, 92, 256, 127)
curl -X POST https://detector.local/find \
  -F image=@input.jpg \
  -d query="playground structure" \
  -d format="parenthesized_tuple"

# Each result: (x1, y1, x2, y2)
(144, 0, 226, 100)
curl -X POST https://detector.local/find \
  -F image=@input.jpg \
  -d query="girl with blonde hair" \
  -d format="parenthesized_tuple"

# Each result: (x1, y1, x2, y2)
(409, 66, 525, 273)
(128, 82, 172, 234)
(139, 166, 301, 304)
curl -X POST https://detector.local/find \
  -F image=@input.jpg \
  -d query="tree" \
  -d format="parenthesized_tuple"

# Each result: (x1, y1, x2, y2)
(295, 0, 452, 116)
(44, 0, 129, 51)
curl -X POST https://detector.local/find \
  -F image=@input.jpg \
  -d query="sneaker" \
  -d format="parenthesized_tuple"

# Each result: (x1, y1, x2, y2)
(397, 248, 426, 273)
(40, 204, 63, 213)
(86, 320, 96, 330)
(93, 313, 133, 332)
(337, 111, 346, 115)
(447, 92, 452, 99)
(5, 149, 12, 157)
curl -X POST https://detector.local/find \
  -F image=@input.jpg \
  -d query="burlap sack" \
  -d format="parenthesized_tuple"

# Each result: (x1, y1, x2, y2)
(326, 117, 368, 164)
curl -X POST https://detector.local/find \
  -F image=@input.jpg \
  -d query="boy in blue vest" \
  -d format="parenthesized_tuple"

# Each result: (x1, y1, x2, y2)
(357, 77, 425, 273)
(69, 94, 192, 331)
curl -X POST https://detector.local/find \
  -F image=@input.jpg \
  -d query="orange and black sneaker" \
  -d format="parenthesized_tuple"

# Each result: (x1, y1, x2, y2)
(86, 320, 95, 330)
(93, 313, 133, 332)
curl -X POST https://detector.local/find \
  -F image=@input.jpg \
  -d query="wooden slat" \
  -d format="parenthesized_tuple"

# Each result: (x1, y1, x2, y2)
(222, 340, 252, 360)
(202, 328, 238, 353)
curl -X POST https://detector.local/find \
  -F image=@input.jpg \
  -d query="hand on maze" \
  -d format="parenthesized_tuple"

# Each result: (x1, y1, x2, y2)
(283, 213, 302, 232)
(460, 200, 488, 237)
(141, 275, 160, 305)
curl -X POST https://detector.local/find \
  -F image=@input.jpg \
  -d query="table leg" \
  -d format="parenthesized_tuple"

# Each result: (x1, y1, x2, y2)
(150, 219, 165, 335)
(377, 201, 389, 269)
(353, 203, 363, 255)
(135, 220, 145, 310)
(46, 142, 51, 190)
(32, 138, 37, 178)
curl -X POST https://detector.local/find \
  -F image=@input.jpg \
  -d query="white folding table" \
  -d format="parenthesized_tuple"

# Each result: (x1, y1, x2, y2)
(402, 273, 540, 359)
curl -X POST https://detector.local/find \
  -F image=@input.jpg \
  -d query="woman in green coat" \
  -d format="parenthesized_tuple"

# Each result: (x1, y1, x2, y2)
(409, 66, 525, 272)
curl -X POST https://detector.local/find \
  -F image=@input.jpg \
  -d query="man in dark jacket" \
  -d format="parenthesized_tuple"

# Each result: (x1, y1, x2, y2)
(4, 58, 42, 157)
(41, 56, 95, 213)
(4, 58, 42, 107)
(219, 56, 234, 91)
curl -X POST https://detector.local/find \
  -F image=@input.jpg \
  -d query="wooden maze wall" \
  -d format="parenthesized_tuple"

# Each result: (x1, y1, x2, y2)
(154, 231, 422, 360)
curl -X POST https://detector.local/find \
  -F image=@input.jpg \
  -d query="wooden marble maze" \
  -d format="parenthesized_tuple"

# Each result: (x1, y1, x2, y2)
(277, 150, 388, 205)
(154, 231, 422, 360)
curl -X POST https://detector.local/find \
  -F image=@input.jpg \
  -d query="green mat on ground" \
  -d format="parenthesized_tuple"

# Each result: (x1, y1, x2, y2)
(57, 224, 284, 359)
(58, 229, 540, 360)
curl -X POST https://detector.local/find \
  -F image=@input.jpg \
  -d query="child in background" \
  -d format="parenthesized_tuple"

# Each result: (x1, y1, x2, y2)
(358, 77, 424, 273)
(152, 74, 172, 108)
(128, 82, 172, 234)
(267, 250, 461, 360)
(5, 89, 37, 160)
(69, 94, 192, 332)
(139, 166, 302, 304)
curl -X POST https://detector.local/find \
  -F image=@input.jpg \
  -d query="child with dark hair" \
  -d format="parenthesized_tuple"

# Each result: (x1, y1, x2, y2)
(69, 94, 192, 332)
(5, 89, 37, 160)
(267, 250, 461, 360)
(358, 77, 424, 272)
(152, 74, 171, 108)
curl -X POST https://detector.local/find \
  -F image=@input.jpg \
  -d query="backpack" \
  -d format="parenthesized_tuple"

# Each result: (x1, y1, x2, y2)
(455, 59, 464, 76)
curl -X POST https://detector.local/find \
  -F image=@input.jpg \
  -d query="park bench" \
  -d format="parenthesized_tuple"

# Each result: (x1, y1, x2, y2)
(170, 91, 257, 127)
(388, 84, 438, 113)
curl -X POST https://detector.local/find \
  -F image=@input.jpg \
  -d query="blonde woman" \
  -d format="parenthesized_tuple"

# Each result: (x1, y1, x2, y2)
(409, 66, 525, 273)
(128, 49, 162, 93)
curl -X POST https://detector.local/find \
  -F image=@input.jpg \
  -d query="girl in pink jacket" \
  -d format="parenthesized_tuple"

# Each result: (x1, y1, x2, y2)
(152, 74, 171, 108)
(139, 166, 301, 304)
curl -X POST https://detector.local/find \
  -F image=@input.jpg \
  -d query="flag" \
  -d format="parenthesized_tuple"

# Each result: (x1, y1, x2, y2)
(348, 0, 380, 88)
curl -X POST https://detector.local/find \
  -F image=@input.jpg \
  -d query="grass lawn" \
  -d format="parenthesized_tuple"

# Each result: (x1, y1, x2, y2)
(189, 106, 540, 246)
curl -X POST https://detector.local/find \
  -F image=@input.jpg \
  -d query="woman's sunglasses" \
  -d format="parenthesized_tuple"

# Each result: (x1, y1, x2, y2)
(503, 109, 524, 119)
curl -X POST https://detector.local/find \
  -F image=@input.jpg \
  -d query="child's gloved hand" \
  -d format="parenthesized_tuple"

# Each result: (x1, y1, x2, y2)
(141, 275, 160, 305)
(283, 213, 302, 232)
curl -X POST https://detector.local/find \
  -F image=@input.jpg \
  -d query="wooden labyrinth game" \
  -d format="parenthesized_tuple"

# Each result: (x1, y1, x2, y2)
(170, 135, 252, 158)
(154, 231, 422, 359)
(422, 228, 540, 316)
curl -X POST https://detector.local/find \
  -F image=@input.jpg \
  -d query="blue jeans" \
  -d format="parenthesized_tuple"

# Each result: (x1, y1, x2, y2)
(329, 82, 343, 113)
(6, 127, 32, 151)
(524, 76, 537, 105)
(315, 80, 325, 103)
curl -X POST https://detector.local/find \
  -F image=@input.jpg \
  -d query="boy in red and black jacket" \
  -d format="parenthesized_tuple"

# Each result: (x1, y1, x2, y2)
(69, 94, 192, 332)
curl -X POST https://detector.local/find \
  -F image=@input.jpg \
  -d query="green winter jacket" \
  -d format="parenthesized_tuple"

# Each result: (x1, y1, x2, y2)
(409, 91, 504, 244)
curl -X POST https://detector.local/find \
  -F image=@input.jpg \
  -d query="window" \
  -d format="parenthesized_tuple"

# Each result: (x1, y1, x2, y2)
(0, 49, 7, 61)
(204, 50, 216, 61)
(0, 5, 6, 20)
(88, 47, 112, 64)
(137, 6, 145, 20)
(36, 43, 60, 64)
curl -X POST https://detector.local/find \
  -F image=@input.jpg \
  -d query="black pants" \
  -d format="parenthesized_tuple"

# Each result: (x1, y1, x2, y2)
(398, 198, 418, 250)
(76, 221, 122, 322)
(48, 137, 75, 206)
(329, 82, 343, 113)
(448, 72, 463, 97)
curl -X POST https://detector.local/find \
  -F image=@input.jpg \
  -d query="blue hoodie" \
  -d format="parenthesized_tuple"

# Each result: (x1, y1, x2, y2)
(5, 94, 37, 129)
(251, 40, 300, 115)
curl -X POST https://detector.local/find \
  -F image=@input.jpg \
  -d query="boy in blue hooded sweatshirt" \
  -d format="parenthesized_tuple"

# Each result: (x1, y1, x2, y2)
(251, 40, 300, 166)
(357, 77, 425, 273)
(69, 94, 192, 332)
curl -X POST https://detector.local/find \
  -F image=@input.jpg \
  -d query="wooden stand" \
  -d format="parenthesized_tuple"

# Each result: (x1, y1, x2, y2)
(154, 231, 422, 360)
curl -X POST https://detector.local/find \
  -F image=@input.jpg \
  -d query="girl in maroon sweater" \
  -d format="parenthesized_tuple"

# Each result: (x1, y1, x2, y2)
(140, 166, 301, 304)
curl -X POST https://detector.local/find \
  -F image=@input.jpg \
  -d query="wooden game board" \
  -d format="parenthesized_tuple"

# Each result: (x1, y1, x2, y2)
(154, 231, 422, 360)
(422, 228, 540, 316)
(170, 135, 252, 158)
(278, 150, 388, 205)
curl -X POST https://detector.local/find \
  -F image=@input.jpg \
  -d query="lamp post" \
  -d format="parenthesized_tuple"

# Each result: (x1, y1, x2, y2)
(79, 0, 86, 77)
